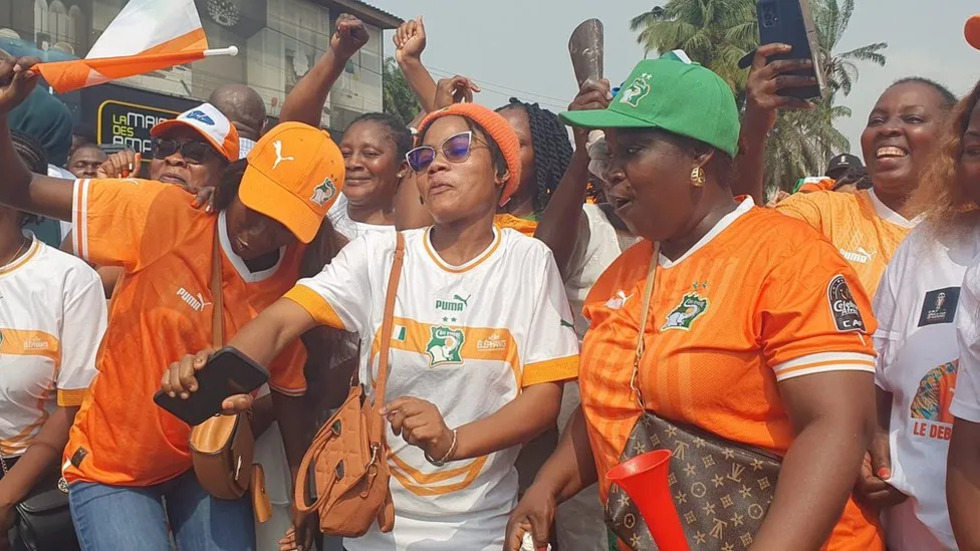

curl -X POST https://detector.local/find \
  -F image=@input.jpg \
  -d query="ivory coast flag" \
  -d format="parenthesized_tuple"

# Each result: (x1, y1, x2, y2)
(36, 0, 236, 93)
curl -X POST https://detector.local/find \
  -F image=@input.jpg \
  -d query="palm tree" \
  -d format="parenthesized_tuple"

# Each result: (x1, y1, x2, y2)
(630, 0, 756, 93)
(630, 0, 886, 193)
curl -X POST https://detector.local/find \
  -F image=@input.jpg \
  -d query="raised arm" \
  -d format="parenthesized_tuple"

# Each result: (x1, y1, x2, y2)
(278, 14, 368, 126)
(0, 55, 74, 220)
(732, 44, 817, 204)
(534, 79, 610, 277)
(394, 17, 438, 114)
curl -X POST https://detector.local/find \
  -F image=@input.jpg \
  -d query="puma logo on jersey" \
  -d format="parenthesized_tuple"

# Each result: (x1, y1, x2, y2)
(177, 288, 212, 312)
(839, 247, 877, 264)
(435, 294, 470, 312)
(605, 290, 633, 310)
(272, 140, 295, 169)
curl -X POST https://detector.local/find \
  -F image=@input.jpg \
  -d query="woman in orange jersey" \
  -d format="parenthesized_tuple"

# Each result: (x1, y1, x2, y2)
(736, 43, 957, 295)
(0, 55, 345, 551)
(506, 58, 881, 551)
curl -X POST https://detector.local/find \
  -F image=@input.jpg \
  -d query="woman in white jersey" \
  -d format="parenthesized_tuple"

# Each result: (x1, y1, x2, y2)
(0, 132, 106, 550)
(865, 80, 980, 550)
(166, 102, 580, 551)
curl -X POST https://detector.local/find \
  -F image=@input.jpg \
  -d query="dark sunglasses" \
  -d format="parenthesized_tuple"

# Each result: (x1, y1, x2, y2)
(405, 131, 486, 173)
(152, 138, 215, 164)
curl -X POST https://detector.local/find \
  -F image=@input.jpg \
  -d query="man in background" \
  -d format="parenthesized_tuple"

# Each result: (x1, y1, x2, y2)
(207, 83, 266, 158)
(66, 142, 107, 179)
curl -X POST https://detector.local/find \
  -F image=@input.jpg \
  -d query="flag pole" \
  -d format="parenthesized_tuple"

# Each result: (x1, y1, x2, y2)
(204, 45, 239, 58)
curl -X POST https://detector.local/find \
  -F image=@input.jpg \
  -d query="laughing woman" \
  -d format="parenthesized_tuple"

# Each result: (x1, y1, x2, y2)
(507, 58, 881, 551)
(165, 103, 580, 551)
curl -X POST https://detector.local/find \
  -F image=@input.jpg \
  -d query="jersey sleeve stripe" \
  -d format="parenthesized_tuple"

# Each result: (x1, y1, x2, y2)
(775, 363, 876, 382)
(72, 179, 89, 262)
(522, 355, 579, 387)
(283, 284, 348, 331)
(774, 351, 875, 371)
(57, 388, 88, 407)
(773, 352, 876, 382)
(774, 356, 875, 376)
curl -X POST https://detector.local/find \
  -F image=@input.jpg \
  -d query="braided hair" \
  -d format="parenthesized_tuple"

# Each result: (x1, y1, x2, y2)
(497, 98, 573, 212)
(10, 130, 46, 227)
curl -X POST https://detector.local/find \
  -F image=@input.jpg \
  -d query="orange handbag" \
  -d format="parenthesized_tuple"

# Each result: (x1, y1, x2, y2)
(292, 232, 405, 536)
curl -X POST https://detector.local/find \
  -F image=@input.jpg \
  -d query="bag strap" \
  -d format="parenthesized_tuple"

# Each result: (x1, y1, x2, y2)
(630, 243, 660, 410)
(372, 232, 406, 409)
(211, 228, 225, 349)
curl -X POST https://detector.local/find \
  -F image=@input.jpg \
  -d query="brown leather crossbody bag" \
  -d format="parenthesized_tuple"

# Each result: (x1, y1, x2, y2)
(291, 232, 405, 537)
(605, 245, 782, 551)
(188, 229, 272, 523)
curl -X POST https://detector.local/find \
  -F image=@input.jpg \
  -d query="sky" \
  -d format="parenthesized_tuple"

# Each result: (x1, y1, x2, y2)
(368, 0, 979, 157)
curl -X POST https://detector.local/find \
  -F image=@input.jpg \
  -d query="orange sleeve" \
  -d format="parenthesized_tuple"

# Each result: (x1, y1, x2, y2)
(267, 340, 308, 396)
(774, 192, 827, 234)
(71, 178, 192, 271)
(757, 238, 877, 381)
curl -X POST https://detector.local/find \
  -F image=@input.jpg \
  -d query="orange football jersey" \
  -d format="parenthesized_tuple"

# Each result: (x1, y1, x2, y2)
(64, 178, 307, 486)
(494, 213, 538, 237)
(776, 189, 916, 296)
(581, 199, 882, 551)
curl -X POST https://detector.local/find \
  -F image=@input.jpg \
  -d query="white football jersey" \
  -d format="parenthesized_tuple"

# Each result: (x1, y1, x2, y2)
(286, 227, 579, 550)
(0, 233, 106, 457)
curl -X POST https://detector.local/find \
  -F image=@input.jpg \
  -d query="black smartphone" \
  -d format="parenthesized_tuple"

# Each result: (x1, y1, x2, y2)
(153, 347, 270, 426)
(757, 0, 826, 99)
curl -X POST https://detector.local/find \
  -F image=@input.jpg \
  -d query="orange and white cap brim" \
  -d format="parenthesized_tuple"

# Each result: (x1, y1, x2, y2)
(150, 102, 239, 161)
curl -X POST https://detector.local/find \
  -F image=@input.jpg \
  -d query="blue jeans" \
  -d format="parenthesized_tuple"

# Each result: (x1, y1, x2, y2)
(68, 470, 255, 551)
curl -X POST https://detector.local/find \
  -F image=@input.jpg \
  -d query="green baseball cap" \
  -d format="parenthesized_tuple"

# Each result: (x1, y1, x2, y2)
(560, 55, 740, 157)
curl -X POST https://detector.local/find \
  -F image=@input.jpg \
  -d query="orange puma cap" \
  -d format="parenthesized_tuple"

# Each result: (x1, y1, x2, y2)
(238, 122, 344, 243)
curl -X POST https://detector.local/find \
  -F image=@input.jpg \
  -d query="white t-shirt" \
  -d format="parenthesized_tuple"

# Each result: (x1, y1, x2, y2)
(327, 193, 395, 242)
(873, 222, 978, 550)
(0, 233, 106, 457)
(954, 253, 980, 423)
(564, 204, 639, 340)
(285, 227, 580, 551)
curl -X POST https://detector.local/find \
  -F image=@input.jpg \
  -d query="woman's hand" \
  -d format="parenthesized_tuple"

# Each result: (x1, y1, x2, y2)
(384, 397, 454, 461)
(394, 16, 426, 65)
(330, 13, 369, 60)
(743, 43, 816, 134)
(278, 507, 317, 551)
(0, 53, 40, 115)
(433, 76, 481, 109)
(504, 480, 557, 551)
(567, 78, 612, 150)
(854, 429, 908, 509)
(160, 349, 254, 413)
(96, 150, 140, 179)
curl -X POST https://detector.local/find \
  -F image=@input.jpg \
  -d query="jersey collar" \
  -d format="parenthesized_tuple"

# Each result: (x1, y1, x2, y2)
(658, 196, 755, 268)
(0, 232, 40, 277)
(218, 210, 284, 283)
(867, 189, 921, 229)
(423, 226, 502, 273)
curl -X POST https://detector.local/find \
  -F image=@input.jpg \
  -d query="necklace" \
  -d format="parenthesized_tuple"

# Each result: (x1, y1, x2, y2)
(1, 237, 29, 268)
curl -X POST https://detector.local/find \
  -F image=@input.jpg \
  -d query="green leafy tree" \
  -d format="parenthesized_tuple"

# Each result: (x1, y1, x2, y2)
(382, 57, 421, 126)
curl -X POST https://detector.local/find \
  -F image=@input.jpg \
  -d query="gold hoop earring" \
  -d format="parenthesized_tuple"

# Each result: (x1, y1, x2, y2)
(691, 166, 706, 188)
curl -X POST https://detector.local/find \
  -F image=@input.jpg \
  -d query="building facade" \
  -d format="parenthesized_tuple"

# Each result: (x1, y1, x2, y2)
(0, 0, 401, 141)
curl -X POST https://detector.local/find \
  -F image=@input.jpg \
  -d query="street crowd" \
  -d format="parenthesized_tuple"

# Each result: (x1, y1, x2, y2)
(2, 8, 980, 551)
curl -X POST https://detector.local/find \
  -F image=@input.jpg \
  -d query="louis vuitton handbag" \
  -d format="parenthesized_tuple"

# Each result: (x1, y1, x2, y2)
(604, 245, 782, 551)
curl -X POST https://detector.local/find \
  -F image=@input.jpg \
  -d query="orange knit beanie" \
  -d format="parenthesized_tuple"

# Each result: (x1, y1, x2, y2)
(417, 103, 522, 207)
